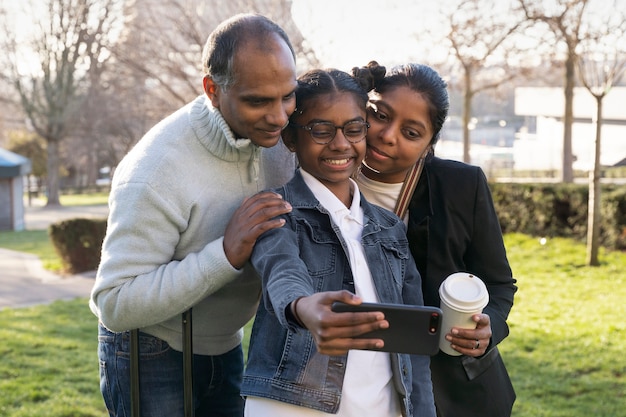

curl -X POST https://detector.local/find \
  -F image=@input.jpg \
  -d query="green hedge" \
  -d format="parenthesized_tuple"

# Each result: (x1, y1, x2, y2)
(48, 218, 108, 274)
(490, 182, 626, 250)
(43, 183, 625, 275)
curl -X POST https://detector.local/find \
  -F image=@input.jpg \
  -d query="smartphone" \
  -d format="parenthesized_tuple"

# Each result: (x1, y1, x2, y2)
(331, 301, 442, 356)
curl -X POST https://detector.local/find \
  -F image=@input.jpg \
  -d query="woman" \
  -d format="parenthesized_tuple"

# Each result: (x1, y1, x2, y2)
(352, 61, 517, 417)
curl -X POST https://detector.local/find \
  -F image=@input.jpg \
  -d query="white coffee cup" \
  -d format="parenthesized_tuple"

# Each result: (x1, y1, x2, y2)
(438, 272, 489, 356)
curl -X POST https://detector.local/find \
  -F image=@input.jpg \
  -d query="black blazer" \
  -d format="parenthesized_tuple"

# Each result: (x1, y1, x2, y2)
(407, 155, 517, 417)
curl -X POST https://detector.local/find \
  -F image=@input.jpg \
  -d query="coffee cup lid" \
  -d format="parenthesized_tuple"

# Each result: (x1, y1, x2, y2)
(439, 272, 489, 312)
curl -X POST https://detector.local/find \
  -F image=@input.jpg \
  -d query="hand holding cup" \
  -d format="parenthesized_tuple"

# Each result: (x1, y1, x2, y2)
(438, 272, 489, 356)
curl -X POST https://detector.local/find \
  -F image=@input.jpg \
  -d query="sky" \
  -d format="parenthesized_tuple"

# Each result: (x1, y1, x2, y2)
(6, 0, 624, 83)
(291, 0, 626, 73)
(4, 0, 442, 75)
(290, 0, 445, 71)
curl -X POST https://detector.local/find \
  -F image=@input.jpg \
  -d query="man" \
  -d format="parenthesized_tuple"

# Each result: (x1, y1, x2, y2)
(90, 14, 297, 417)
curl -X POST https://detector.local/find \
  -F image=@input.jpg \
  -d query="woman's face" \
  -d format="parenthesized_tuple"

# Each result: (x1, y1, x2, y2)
(285, 92, 367, 198)
(363, 85, 434, 183)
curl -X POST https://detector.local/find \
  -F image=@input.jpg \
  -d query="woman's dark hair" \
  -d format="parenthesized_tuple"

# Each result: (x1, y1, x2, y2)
(352, 61, 449, 145)
(290, 68, 369, 122)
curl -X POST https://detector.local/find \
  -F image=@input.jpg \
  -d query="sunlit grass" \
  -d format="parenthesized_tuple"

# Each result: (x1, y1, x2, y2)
(0, 230, 61, 271)
(0, 299, 105, 417)
(25, 192, 109, 207)
(501, 233, 625, 416)
(59, 192, 109, 206)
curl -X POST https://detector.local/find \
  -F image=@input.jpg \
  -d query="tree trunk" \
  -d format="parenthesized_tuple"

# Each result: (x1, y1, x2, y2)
(46, 140, 61, 206)
(586, 97, 602, 266)
(562, 52, 576, 183)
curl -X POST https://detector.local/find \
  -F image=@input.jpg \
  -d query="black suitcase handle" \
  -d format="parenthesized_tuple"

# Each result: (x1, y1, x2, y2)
(130, 328, 141, 417)
(182, 309, 194, 417)
(130, 309, 194, 417)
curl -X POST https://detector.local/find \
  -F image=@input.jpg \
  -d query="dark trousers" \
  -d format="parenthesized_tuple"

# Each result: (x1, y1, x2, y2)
(98, 323, 245, 417)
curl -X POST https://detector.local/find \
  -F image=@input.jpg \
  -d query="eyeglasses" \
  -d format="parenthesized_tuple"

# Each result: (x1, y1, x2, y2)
(290, 120, 369, 145)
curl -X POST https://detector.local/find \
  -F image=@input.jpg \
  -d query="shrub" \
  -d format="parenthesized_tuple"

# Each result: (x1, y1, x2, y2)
(602, 186, 626, 250)
(48, 218, 107, 274)
(490, 182, 626, 250)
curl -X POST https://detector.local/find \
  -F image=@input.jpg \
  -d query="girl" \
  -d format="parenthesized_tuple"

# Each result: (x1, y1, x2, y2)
(353, 61, 517, 417)
(242, 68, 435, 417)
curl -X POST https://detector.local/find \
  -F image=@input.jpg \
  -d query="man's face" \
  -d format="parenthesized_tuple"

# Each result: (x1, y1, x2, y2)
(206, 36, 297, 148)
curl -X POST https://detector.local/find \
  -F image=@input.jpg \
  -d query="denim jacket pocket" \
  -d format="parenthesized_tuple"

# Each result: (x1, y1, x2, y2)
(296, 218, 340, 282)
(275, 329, 342, 385)
(376, 238, 411, 291)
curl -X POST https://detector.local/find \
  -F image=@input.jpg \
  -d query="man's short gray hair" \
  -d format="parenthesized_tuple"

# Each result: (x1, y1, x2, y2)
(202, 13, 295, 90)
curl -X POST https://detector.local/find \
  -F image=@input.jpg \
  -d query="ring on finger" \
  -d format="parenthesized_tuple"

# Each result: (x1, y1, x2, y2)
(473, 339, 480, 349)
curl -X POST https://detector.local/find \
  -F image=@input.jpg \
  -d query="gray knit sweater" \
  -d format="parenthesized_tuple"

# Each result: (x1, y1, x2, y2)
(89, 95, 295, 355)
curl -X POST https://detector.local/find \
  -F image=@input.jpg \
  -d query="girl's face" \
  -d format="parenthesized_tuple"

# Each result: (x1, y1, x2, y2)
(363, 85, 434, 183)
(286, 92, 367, 199)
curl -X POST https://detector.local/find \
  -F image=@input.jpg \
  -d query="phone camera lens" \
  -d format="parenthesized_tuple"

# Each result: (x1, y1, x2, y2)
(429, 312, 440, 334)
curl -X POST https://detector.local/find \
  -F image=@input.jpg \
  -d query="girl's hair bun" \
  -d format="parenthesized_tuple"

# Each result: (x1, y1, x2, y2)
(352, 60, 386, 92)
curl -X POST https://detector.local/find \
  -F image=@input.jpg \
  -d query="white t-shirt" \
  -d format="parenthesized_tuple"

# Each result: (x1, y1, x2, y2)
(245, 169, 401, 417)
(356, 171, 405, 223)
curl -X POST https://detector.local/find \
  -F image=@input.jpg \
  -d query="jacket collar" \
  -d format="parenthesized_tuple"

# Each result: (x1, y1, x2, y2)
(283, 170, 401, 233)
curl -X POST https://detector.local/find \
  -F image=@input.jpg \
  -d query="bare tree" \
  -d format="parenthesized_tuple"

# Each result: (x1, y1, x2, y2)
(577, 11, 626, 266)
(95, 0, 319, 170)
(115, 0, 319, 109)
(518, 0, 592, 183)
(442, 0, 526, 163)
(0, 0, 125, 205)
(0, 77, 25, 141)
(6, 130, 47, 181)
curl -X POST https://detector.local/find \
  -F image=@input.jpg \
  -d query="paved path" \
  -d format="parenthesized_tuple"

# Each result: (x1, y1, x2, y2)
(0, 201, 109, 310)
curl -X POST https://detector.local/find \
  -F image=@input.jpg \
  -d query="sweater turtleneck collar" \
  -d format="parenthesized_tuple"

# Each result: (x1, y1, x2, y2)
(189, 95, 261, 182)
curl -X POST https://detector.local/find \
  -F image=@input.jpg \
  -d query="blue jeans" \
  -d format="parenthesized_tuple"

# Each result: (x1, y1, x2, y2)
(98, 323, 244, 417)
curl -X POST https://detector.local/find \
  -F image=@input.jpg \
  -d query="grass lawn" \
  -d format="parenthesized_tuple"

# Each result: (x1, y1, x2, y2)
(24, 192, 109, 207)
(0, 231, 624, 416)
(0, 299, 106, 417)
(59, 192, 110, 206)
(500, 234, 625, 416)
(0, 230, 61, 271)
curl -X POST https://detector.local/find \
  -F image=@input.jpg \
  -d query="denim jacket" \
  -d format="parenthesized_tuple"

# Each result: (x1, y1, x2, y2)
(242, 171, 436, 417)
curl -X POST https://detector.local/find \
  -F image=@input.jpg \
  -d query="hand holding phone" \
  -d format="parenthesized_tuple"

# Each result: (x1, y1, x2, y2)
(331, 301, 442, 355)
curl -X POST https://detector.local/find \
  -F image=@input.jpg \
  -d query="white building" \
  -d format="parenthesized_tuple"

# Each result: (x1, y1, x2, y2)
(514, 86, 626, 172)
